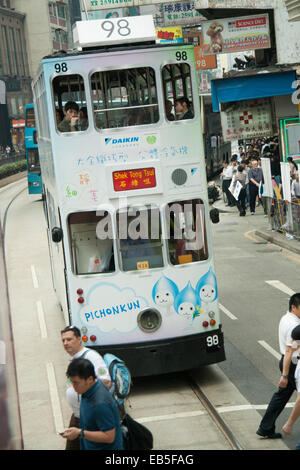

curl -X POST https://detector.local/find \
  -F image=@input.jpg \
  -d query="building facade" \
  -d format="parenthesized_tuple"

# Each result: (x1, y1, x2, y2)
(13, 0, 71, 78)
(0, 0, 31, 148)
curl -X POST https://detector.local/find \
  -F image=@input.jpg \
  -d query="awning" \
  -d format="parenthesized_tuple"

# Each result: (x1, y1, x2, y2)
(211, 70, 297, 112)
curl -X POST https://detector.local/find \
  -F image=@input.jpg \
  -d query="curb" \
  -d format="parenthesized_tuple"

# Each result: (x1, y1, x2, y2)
(255, 230, 300, 256)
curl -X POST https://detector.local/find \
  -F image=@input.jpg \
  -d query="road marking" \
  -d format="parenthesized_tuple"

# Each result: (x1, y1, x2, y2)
(46, 362, 64, 433)
(244, 229, 260, 243)
(258, 340, 282, 361)
(36, 300, 47, 339)
(219, 303, 238, 320)
(31, 265, 39, 289)
(136, 402, 296, 424)
(265, 280, 295, 296)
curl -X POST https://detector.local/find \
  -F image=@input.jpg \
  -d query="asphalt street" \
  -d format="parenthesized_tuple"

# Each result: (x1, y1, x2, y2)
(212, 198, 300, 449)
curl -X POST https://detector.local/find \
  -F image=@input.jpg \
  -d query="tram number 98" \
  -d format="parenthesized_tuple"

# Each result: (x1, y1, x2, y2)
(175, 51, 188, 61)
(206, 335, 219, 351)
(101, 19, 131, 38)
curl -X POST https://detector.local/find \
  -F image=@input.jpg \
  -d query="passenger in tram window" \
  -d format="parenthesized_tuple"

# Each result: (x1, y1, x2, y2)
(165, 100, 175, 121)
(55, 108, 64, 125)
(61, 326, 111, 450)
(58, 101, 79, 133)
(79, 106, 88, 131)
(174, 97, 194, 120)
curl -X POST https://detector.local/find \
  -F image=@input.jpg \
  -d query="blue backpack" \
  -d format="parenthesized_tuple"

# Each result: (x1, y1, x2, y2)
(104, 353, 131, 406)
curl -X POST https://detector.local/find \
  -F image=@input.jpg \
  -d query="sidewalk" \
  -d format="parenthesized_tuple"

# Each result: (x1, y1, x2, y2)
(212, 194, 300, 256)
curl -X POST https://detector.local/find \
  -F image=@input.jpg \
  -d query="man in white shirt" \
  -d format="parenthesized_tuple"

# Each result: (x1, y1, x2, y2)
(282, 325, 300, 440)
(256, 293, 300, 439)
(221, 161, 235, 207)
(291, 172, 300, 199)
(61, 326, 111, 450)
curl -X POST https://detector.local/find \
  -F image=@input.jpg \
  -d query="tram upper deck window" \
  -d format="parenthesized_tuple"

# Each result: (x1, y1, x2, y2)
(52, 74, 89, 133)
(166, 199, 208, 265)
(91, 67, 159, 129)
(117, 206, 163, 272)
(25, 107, 35, 128)
(162, 63, 194, 121)
(68, 211, 115, 275)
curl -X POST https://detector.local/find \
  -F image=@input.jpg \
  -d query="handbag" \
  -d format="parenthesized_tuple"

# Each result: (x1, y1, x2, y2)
(122, 413, 153, 450)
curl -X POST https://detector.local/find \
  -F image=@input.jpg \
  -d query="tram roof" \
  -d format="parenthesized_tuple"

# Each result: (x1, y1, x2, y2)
(42, 42, 191, 62)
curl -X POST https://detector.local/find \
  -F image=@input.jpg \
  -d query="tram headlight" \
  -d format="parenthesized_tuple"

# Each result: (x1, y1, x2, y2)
(137, 308, 162, 333)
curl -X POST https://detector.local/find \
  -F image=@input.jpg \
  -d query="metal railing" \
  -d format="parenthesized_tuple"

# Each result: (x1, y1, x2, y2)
(0, 151, 25, 166)
(267, 197, 300, 241)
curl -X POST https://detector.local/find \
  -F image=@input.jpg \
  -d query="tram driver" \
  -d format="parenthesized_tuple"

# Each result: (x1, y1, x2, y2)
(58, 101, 80, 133)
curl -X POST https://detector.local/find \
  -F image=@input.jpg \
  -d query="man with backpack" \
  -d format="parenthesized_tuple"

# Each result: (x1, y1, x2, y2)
(62, 358, 123, 450)
(61, 326, 111, 450)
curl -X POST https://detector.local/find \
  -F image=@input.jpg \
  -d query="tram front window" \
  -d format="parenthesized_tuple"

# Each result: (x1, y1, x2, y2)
(162, 63, 194, 121)
(117, 206, 163, 272)
(25, 107, 35, 128)
(166, 199, 208, 265)
(68, 211, 115, 275)
(91, 67, 159, 129)
(52, 74, 89, 133)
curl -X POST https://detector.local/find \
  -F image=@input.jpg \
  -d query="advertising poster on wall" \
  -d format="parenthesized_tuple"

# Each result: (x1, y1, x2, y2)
(156, 26, 183, 44)
(220, 98, 273, 142)
(201, 13, 270, 54)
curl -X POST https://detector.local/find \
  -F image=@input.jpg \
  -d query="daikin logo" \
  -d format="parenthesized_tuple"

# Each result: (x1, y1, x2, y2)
(105, 136, 140, 146)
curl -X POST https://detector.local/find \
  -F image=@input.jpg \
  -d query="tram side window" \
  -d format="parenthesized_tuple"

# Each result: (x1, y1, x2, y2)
(68, 211, 115, 275)
(91, 67, 159, 129)
(166, 199, 208, 265)
(52, 74, 89, 133)
(162, 63, 194, 121)
(117, 206, 163, 272)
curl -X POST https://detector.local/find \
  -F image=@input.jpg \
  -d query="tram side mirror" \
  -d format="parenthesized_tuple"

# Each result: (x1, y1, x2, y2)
(210, 208, 220, 224)
(52, 227, 63, 243)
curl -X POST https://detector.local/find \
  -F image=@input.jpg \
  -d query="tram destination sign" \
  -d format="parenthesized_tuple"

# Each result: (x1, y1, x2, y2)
(73, 15, 156, 47)
(113, 167, 157, 191)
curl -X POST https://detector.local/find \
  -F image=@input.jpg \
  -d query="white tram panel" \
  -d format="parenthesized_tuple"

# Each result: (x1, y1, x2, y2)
(32, 21, 224, 368)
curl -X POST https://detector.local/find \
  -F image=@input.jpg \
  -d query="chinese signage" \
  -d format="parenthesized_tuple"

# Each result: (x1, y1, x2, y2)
(201, 13, 270, 54)
(162, 2, 205, 26)
(156, 26, 183, 44)
(220, 98, 273, 142)
(194, 0, 274, 8)
(113, 167, 156, 191)
(194, 45, 217, 70)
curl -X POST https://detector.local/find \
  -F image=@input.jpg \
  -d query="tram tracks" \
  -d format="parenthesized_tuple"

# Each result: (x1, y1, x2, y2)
(186, 373, 243, 450)
(2, 184, 26, 241)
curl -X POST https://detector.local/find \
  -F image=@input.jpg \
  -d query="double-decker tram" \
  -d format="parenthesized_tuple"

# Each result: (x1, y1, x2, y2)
(32, 15, 225, 376)
(24, 104, 43, 195)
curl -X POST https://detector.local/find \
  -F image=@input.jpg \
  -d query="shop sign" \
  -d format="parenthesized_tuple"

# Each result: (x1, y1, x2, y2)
(220, 98, 273, 142)
(201, 13, 270, 54)
(194, 45, 217, 70)
(194, 0, 274, 8)
(162, 2, 205, 26)
(12, 119, 25, 128)
(156, 26, 183, 44)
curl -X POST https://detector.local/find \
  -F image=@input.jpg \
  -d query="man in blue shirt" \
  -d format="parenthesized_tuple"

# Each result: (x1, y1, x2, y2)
(62, 358, 123, 450)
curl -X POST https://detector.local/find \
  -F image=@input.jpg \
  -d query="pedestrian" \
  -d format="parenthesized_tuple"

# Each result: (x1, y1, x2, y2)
(291, 171, 300, 199)
(221, 161, 233, 206)
(62, 358, 124, 450)
(256, 293, 300, 439)
(248, 159, 263, 214)
(282, 325, 300, 441)
(232, 165, 247, 216)
(61, 326, 111, 450)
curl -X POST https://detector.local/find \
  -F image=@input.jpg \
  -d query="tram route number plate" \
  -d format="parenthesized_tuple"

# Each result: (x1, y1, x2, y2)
(73, 15, 156, 48)
(206, 334, 220, 352)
